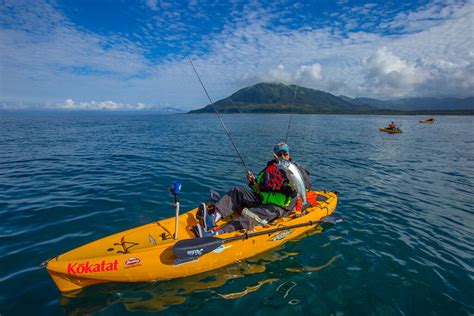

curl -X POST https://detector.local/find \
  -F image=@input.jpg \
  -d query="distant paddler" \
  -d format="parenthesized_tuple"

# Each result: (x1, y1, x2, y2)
(379, 121, 402, 133)
(419, 117, 435, 123)
(193, 142, 312, 237)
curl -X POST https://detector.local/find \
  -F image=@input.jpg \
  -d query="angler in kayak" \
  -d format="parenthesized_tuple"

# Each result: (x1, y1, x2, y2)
(194, 142, 310, 237)
(387, 121, 397, 130)
(380, 121, 402, 133)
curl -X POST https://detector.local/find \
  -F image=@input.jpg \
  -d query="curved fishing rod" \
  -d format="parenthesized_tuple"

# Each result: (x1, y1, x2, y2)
(285, 83, 300, 143)
(188, 58, 251, 175)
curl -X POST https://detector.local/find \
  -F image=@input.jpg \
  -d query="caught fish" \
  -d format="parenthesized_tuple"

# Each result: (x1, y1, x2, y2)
(278, 159, 311, 210)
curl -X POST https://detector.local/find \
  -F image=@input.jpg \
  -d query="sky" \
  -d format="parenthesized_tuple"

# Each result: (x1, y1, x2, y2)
(0, 0, 473, 110)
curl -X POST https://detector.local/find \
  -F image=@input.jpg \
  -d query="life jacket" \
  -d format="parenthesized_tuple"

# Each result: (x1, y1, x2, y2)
(253, 161, 294, 207)
(259, 163, 284, 191)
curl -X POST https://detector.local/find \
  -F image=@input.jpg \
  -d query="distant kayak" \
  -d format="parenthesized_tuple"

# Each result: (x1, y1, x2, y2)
(379, 128, 402, 133)
(44, 190, 339, 293)
(419, 118, 435, 123)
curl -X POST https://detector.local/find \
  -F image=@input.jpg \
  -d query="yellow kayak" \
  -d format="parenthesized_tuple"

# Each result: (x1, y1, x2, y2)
(45, 191, 339, 293)
(379, 127, 402, 133)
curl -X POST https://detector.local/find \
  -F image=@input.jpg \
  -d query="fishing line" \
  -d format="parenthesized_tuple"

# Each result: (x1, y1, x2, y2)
(285, 82, 300, 144)
(188, 57, 251, 175)
(214, 80, 243, 115)
(228, 98, 243, 115)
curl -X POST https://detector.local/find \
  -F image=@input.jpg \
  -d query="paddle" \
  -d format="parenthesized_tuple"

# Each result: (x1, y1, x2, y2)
(172, 213, 343, 262)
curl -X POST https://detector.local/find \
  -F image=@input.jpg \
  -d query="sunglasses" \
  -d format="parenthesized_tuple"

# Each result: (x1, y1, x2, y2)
(278, 151, 289, 157)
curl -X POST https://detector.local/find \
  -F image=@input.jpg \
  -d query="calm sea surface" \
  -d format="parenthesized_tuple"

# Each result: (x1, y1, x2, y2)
(0, 111, 473, 315)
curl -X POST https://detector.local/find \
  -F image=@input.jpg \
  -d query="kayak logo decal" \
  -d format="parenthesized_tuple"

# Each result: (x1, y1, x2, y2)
(212, 245, 229, 254)
(124, 257, 141, 269)
(270, 229, 292, 241)
(125, 257, 141, 265)
(187, 248, 204, 257)
(67, 259, 118, 275)
(148, 234, 157, 246)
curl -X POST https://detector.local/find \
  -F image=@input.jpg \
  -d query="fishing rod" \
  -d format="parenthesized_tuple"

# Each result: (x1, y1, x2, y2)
(285, 83, 300, 143)
(188, 57, 251, 175)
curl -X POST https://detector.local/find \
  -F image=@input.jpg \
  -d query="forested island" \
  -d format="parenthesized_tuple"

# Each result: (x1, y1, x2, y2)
(188, 83, 474, 115)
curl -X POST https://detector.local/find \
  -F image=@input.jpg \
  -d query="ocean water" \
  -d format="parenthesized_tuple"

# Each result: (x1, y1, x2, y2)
(0, 111, 473, 315)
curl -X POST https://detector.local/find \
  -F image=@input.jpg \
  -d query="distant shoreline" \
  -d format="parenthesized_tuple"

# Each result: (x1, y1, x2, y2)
(186, 109, 474, 115)
(1, 109, 473, 115)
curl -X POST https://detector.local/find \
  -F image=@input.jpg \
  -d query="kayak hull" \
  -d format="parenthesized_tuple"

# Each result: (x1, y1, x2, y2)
(419, 120, 434, 123)
(45, 191, 338, 293)
(379, 128, 402, 133)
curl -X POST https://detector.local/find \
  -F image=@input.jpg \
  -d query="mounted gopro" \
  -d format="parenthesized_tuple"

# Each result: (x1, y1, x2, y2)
(169, 181, 182, 240)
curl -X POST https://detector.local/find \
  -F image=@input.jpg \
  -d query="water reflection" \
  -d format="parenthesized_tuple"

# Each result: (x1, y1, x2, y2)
(60, 250, 295, 314)
(60, 238, 340, 314)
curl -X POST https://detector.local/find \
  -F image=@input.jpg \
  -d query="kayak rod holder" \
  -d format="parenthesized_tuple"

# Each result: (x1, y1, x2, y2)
(169, 181, 182, 240)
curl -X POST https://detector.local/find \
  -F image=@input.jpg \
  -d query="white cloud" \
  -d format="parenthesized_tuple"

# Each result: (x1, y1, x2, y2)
(0, 0, 152, 103)
(380, 0, 469, 33)
(245, 62, 324, 89)
(145, 0, 159, 11)
(260, 64, 293, 83)
(51, 99, 156, 110)
(296, 63, 324, 85)
(63, 98, 75, 109)
(1, 0, 473, 109)
(416, 56, 474, 97)
(362, 47, 430, 96)
(359, 46, 474, 98)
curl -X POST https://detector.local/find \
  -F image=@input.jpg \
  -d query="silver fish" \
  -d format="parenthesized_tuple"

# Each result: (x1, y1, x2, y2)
(278, 159, 311, 210)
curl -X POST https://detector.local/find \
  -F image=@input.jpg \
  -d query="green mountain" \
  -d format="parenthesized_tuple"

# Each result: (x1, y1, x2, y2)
(188, 83, 376, 114)
(188, 82, 474, 114)
(342, 96, 474, 111)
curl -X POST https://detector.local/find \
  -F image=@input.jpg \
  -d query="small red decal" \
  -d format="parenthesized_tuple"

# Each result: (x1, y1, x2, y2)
(125, 258, 141, 265)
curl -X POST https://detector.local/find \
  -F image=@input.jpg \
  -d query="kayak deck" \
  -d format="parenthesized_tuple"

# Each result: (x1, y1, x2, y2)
(45, 190, 338, 293)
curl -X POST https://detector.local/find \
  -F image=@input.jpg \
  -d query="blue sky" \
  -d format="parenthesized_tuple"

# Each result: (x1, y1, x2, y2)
(1, 0, 473, 110)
